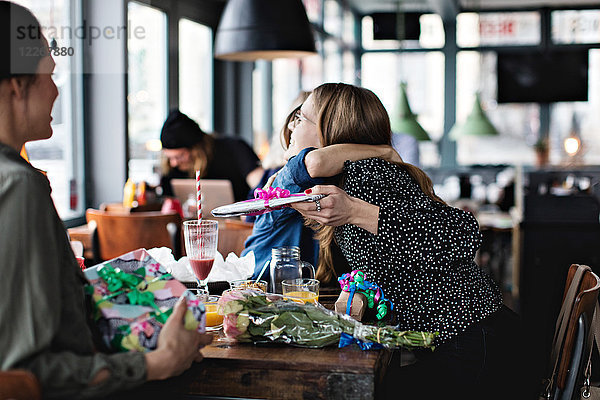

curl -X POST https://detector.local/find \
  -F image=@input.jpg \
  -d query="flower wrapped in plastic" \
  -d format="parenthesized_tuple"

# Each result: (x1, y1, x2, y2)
(218, 289, 437, 350)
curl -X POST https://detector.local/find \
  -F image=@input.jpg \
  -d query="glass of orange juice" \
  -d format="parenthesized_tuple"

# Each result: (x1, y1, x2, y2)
(282, 278, 319, 304)
(204, 295, 223, 332)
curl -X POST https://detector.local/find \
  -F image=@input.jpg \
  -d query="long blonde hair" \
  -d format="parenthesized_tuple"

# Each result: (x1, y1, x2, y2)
(304, 83, 445, 284)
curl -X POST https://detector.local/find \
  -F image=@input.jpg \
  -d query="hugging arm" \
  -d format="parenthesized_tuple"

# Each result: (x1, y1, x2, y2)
(303, 144, 401, 178)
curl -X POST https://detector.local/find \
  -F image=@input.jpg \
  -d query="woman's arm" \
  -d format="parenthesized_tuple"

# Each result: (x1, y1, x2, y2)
(304, 144, 401, 178)
(1, 170, 211, 398)
(291, 185, 379, 234)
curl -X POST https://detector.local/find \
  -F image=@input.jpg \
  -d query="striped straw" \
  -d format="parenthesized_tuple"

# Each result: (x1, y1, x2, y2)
(196, 170, 202, 221)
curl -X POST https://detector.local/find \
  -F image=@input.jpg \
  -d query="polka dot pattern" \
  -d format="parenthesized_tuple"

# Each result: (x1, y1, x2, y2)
(335, 158, 503, 344)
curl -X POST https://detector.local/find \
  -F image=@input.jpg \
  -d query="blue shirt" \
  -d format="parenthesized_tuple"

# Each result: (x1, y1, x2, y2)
(241, 148, 324, 281)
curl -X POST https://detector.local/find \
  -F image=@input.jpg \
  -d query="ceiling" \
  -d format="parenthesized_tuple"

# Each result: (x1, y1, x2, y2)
(347, 0, 600, 16)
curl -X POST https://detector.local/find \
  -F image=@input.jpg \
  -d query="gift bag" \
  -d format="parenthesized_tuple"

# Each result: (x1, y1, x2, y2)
(84, 248, 206, 352)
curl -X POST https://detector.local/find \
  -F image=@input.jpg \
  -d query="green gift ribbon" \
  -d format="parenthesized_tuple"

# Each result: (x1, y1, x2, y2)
(103, 265, 139, 290)
(353, 271, 365, 286)
(94, 264, 174, 324)
(97, 264, 143, 292)
(363, 289, 376, 309)
(127, 289, 155, 307)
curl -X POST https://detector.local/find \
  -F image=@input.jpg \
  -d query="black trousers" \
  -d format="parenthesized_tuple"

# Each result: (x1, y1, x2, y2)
(380, 305, 537, 400)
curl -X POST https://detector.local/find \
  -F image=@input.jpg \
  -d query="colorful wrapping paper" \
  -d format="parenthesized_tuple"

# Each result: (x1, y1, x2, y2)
(84, 248, 206, 352)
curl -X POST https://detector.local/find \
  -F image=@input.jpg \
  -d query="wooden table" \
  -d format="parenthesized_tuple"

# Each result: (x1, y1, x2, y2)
(129, 336, 392, 400)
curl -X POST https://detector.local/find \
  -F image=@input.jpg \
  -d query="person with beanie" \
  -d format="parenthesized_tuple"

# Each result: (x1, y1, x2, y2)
(160, 109, 263, 202)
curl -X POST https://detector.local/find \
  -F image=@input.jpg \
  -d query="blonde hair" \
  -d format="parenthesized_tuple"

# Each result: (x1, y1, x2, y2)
(305, 83, 445, 284)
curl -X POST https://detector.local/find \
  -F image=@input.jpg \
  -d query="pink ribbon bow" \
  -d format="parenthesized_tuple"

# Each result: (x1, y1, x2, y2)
(244, 186, 296, 216)
(254, 187, 291, 207)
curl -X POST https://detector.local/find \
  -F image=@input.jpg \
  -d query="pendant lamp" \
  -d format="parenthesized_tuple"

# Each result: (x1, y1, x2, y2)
(214, 0, 317, 61)
(394, 82, 430, 141)
(449, 93, 499, 140)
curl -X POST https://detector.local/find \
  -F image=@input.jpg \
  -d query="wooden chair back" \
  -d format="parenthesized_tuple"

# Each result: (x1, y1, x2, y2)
(0, 370, 41, 400)
(86, 208, 182, 263)
(556, 264, 600, 390)
(99, 202, 162, 213)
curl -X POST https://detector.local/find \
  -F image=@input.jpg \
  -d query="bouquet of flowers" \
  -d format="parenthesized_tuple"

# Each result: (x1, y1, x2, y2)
(218, 289, 437, 350)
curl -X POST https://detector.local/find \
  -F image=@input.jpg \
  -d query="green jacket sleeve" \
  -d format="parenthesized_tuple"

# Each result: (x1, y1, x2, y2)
(0, 160, 146, 399)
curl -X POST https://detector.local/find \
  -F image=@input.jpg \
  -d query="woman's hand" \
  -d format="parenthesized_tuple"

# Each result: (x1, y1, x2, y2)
(291, 185, 380, 235)
(145, 297, 213, 381)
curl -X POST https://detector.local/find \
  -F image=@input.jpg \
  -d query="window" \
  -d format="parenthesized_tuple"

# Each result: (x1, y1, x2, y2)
(324, 0, 342, 37)
(552, 10, 600, 44)
(179, 18, 213, 132)
(300, 47, 324, 90)
(456, 51, 539, 166)
(342, 9, 355, 45)
(323, 38, 342, 82)
(342, 50, 356, 84)
(362, 51, 445, 167)
(272, 59, 301, 134)
(127, 2, 167, 186)
(548, 49, 600, 165)
(15, 0, 84, 221)
(457, 12, 541, 47)
(302, 0, 322, 25)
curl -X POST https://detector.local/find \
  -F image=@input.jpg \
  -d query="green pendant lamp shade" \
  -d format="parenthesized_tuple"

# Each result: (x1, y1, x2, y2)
(214, 0, 317, 61)
(394, 82, 430, 141)
(449, 94, 499, 140)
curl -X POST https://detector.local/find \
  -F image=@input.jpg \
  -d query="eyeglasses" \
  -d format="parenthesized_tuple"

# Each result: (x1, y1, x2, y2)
(290, 109, 315, 129)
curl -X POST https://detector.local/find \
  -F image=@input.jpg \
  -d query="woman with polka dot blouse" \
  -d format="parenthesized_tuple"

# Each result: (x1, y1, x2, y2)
(289, 83, 524, 399)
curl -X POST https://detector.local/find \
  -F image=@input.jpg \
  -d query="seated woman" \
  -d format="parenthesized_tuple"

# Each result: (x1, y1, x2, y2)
(241, 89, 401, 284)
(0, 2, 212, 398)
(159, 109, 264, 202)
(289, 82, 523, 399)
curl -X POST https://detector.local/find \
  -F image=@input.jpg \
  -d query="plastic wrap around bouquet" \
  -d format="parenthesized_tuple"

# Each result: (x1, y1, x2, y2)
(218, 289, 437, 350)
(84, 248, 206, 353)
(211, 186, 326, 218)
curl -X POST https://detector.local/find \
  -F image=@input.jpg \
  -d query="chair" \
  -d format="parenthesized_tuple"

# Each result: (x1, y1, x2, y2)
(544, 264, 600, 400)
(0, 369, 41, 400)
(86, 208, 183, 263)
(216, 219, 254, 257)
(99, 202, 162, 213)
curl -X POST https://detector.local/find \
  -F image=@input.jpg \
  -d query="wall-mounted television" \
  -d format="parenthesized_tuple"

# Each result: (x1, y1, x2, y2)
(370, 12, 421, 41)
(497, 49, 589, 103)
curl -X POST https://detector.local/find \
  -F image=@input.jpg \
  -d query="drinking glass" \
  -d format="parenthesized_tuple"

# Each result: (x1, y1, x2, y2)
(282, 278, 320, 304)
(184, 220, 219, 297)
(203, 295, 223, 332)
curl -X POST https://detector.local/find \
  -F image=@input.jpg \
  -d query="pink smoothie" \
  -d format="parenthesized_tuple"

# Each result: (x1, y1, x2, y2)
(189, 258, 215, 281)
